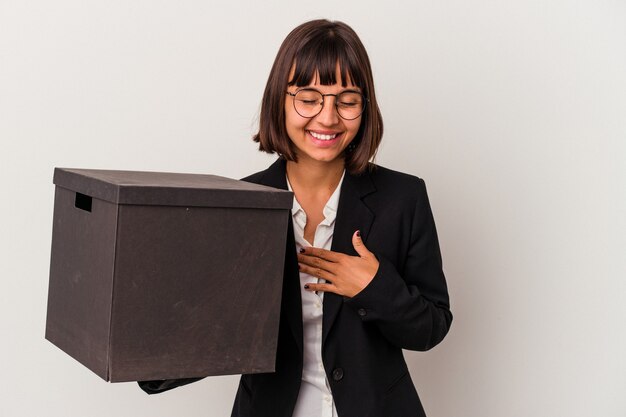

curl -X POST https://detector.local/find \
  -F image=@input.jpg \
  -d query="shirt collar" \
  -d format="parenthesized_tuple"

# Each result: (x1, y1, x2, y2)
(286, 170, 346, 222)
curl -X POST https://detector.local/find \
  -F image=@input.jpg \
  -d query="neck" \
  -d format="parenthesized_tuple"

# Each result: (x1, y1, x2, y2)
(285, 157, 345, 196)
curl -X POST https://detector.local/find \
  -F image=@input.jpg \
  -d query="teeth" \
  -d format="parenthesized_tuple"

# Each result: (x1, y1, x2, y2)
(309, 131, 338, 141)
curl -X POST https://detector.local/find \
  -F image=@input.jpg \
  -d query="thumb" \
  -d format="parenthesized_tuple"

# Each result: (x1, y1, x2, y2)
(352, 230, 371, 258)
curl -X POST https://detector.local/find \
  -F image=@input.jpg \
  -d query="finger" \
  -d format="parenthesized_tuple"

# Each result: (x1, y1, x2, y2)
(297, 253, 338, 274)
(304, 282, 338, 294)
(352, 230, 372, 258)
(300, 246, 341, 262)
(298, 263, 335, 281)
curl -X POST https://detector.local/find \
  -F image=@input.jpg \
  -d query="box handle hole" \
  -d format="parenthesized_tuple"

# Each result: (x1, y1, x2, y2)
(75, 192, 92, 212)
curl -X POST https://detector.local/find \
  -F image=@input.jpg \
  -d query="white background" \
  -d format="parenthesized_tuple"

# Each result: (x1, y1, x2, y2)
(1, 1, 625, 416)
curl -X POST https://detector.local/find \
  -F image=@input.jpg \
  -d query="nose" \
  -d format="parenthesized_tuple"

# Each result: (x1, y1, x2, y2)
(315, 96, 340, 126)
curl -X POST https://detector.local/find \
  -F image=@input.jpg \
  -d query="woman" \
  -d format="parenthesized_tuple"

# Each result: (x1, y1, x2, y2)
(235, 19, 452, 417)
(141, 19, 452, 417)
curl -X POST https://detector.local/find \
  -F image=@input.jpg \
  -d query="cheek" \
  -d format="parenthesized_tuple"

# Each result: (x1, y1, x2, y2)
(347, 120, 362, 138)
(285, 107, 309, 136)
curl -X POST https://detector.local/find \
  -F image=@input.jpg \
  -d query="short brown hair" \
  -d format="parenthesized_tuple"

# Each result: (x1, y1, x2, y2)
(253, 19, 383, 174)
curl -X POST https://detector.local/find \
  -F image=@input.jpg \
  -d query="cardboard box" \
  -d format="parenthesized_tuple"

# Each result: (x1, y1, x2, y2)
(45, 168, 292, 382)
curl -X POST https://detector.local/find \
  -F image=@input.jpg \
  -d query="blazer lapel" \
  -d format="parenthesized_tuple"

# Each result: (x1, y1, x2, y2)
(323, 169, 376, 346)
(254, 158, 303, 353)
(252, 159, 377, 351)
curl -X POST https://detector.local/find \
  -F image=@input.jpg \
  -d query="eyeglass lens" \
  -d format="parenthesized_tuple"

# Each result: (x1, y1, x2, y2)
(293, 89, 365, 120)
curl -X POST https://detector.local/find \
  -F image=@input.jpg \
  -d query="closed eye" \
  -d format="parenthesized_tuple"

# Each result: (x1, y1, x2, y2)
(297, 99, 321, 105)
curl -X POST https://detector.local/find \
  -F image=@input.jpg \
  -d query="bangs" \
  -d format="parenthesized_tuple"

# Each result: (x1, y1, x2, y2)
(288, 33, 365, 89)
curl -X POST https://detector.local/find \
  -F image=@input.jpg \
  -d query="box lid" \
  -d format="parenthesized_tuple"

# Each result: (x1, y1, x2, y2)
(53, 168, 293, 209)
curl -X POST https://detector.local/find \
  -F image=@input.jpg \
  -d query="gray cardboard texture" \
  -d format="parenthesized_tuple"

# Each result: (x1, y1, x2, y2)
(46, 168, 293, 382)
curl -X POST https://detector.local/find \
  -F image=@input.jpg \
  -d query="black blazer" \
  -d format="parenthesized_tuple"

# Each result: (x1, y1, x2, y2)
(140, 158, 452, 417)
(232, 158, 451, 417)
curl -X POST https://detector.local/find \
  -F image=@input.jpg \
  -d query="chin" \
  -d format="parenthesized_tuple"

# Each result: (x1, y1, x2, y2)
(297, 152, 343, 165)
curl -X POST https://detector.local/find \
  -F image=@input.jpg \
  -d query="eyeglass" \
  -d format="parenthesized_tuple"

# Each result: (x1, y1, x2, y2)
(286, 88, 367, 121)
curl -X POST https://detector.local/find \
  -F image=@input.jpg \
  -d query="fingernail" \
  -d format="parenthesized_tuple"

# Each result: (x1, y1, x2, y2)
(298, 263, 301, 270)
(299, 248, 305, 253)
(304, 284, 310, 290)
(356, 230, 361, 237)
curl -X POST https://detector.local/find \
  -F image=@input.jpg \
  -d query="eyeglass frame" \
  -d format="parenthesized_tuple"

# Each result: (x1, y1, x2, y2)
(285, 88, 369, 121)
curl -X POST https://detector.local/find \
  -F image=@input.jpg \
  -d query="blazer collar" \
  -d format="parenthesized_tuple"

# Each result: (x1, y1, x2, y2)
(257, 158, 377, 348)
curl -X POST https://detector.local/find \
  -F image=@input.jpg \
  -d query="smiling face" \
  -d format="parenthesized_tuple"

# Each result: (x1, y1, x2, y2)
(285, 65, 363, 167)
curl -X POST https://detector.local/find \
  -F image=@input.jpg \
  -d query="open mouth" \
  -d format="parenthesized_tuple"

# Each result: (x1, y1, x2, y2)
(307, 130, 342, 142)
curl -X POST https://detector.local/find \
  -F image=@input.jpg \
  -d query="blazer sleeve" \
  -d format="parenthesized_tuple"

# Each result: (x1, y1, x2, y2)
(137, 377, 204, 394)
(344, 178, 452, 351)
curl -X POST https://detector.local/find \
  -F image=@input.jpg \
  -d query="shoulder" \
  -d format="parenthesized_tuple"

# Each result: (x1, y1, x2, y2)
(366, 163, 425, 184)
(240, 169, 267, 185)
(239, 158, 286, 187)
(355, 164, 433, 220)
(240, 161, 279, 185)
(363, 165, 437, 236)
(365, 163, 427, 198)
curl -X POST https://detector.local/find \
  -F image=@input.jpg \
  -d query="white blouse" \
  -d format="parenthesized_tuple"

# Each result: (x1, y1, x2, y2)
(287, 171, 345, 417)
